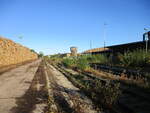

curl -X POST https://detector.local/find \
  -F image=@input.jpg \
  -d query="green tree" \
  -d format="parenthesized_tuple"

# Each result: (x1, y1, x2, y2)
(38, 51, 44, 57)
(30, 49, 36, 53)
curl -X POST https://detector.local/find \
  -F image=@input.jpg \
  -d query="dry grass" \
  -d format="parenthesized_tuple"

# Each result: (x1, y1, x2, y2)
(84, 67, 148, 87)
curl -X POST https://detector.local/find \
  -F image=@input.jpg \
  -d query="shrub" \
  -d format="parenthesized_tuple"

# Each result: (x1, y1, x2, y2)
(62, 58, 77, 68)
(83, 80, 121, 107)
(77, 57, 89, 70)
(38, 51, 44, 57)
(70, 73, 121, 107)
(61, 54, 110, 70)
(61, 49, 150, 70)
(82, 54, 109, 64)
(95, 54, 109, 64)
(30, 49, 37, 53)
(119, 50, 150, 68)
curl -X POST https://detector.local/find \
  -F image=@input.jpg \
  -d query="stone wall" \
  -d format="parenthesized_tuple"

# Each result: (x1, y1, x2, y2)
(0, 37, 38, 68)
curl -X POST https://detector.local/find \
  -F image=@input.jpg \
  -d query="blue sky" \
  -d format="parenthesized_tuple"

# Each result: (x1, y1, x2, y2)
(0, 0, 150, 55)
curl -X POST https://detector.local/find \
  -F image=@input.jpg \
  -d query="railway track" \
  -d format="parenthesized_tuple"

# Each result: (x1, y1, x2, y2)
(90, 63, 150, 81)
(44, 61, 101, 113)
(90, 64, 150, 102)
(53, 64, 121, 113)
(53, 63, 150, 113)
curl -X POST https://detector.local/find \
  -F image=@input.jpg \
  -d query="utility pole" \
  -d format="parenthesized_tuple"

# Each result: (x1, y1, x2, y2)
(90, 40, 92, 56)
(144, 28, 148, 53)
(90, 40, 92, 50)
(103, 23, 107, 51)
(146, 37, 148, 53)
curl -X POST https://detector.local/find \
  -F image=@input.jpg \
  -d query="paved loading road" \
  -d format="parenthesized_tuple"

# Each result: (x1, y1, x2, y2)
(0, 60, 41, 113)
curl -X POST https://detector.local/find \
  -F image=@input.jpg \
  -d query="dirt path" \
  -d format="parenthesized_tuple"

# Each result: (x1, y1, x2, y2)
(46, 63, 101, 113)
(0, 60, 41, 113)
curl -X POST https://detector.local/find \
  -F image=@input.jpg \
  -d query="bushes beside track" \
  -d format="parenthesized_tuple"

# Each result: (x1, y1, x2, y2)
(62, 49, 150, 70)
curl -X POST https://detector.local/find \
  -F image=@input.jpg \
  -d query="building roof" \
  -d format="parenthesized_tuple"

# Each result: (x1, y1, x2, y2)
(83, 47, 109, 54)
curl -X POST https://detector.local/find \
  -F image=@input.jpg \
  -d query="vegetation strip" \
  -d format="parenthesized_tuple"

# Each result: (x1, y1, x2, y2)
(54, 64, 122, 113)
(46, 62, 100, 113)
(45, 50, 150, 113)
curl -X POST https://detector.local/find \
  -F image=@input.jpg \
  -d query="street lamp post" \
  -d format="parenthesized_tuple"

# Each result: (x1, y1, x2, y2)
(144, 28, 148, 53)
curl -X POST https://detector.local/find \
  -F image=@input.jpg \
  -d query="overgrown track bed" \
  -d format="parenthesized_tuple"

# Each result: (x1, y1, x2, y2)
(53, 64, 119, 113)
(45, 61, 100, 113)
(90, 63, 150, 81)
(90, 64, 150, 103)
(54, 64, 150, 113)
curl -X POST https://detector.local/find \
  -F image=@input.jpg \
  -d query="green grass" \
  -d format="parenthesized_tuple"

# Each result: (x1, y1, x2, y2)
(61, 54, 109, 71)
(62, 58, 77, 68)
(119, 50, 150, 68)
(87, 54, 109, 64)
(47, 49, 150, 70)
(84, 49, 150, 69)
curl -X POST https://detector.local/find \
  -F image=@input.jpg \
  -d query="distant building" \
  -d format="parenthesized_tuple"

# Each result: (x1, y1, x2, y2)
(83, 47, 110, 54)
(82, 41, 150, 55)
(59, 53, 71, 58)
(70, 47, 78, 56)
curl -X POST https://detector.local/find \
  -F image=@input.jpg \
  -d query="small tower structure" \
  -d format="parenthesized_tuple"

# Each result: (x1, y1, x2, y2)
(70, 47, 77, 56)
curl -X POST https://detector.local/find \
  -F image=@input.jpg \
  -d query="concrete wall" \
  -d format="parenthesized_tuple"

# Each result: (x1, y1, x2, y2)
(0, 37, 38, 68)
